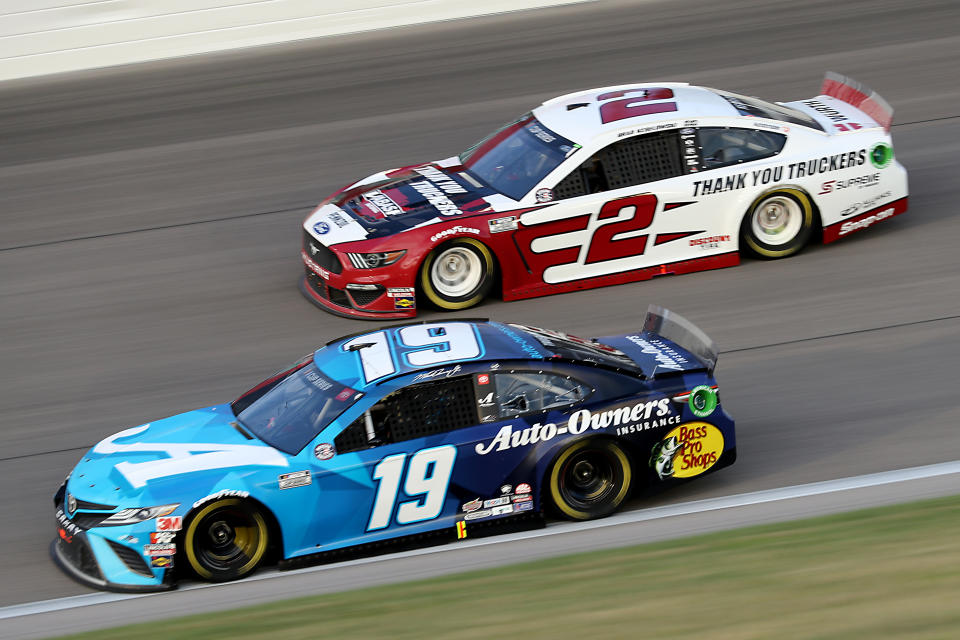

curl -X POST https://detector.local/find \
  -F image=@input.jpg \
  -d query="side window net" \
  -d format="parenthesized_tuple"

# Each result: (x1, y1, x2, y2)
(554, 131, 684, 199)
(603, 130, 684, 189)
(335, 376, 478, 453)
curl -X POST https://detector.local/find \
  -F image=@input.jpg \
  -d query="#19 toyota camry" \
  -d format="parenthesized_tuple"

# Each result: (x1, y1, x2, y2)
(52, 307, 734, 591)
(300, 72, 907, 319)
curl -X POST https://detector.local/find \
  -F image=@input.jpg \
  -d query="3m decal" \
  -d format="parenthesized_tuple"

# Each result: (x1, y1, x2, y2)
(92, 425, 289, 489)
(367, 445, 457, 531)
(155, 516, 182, 532)
(650, 422, 724, 479)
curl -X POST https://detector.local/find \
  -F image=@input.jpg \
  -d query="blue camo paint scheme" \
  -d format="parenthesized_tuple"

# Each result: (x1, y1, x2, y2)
(53, 320, 735, 591)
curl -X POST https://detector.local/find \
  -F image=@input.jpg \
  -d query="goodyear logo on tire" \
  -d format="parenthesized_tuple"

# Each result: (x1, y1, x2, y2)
(650, 422, 724, 479)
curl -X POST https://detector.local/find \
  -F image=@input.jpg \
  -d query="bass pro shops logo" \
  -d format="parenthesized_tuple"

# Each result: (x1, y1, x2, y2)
(650, 422, 724, 479)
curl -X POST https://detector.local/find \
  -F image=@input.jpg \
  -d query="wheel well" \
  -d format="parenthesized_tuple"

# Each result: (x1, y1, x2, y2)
(417, 237, 500, 303)
(540, 435, 637, 510)
(182, 496, 284, 562)
(738, 186, 818, 257)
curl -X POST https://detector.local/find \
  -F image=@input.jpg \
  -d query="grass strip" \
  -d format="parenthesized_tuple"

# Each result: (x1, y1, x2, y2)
(61, 495, 960, 639)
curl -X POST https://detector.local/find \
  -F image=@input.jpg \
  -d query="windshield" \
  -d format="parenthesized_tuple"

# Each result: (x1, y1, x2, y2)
(235, 363, 362, 455)
(459, 114, 576, 200)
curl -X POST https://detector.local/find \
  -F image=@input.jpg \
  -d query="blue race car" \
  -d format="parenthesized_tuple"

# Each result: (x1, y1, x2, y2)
(52, 307, 736, 592)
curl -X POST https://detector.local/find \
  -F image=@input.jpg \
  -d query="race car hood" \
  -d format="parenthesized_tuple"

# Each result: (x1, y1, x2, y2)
(68, 404, 289, 502)
(304, 162, 497, 245)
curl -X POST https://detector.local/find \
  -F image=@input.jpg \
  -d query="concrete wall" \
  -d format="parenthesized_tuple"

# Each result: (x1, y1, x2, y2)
(0, 0, 589, 81)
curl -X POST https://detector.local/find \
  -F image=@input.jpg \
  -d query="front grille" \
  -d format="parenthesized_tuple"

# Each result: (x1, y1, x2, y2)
(349, 286, 385, 306)
(303, 230, 343, 274)
(75, 498, 116, 511)
(58, 533, 102, 580)
(305, 270, 328, 300)
(328, 286, 350, 307)
(72, 513, 110, 530)
(107, 539, 154, 577)
(305, 271, 354, 310)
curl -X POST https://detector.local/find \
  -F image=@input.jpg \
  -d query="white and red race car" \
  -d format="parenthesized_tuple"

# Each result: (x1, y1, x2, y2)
(300, 72, 907, 319)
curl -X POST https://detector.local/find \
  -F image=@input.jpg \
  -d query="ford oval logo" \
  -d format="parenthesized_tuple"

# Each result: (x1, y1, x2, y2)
(313, 222, 330, 235)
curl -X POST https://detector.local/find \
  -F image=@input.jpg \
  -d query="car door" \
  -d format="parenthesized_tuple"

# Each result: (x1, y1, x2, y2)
(513, 125, 786, 287)
(301, 370, 498, 553)
(512, 128, 705, 287)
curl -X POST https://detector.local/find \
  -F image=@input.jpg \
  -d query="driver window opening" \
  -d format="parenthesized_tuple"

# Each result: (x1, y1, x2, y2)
(553, 130, 685, 199)
(334, 376, 478, 453)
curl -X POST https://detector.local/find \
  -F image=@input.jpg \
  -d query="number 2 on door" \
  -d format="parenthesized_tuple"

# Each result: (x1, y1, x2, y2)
(367, 445, 457, 531)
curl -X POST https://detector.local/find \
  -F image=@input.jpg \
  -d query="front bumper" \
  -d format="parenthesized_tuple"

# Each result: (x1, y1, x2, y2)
(300, 249, 418, 320)
(51, 490, 176, 593)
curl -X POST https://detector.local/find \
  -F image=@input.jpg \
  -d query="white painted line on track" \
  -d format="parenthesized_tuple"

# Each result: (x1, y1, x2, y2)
(3, 459, 959, 620)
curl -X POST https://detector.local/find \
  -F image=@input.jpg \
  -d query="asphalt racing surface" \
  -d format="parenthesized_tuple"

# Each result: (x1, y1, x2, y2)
(2, 0, 959, 632)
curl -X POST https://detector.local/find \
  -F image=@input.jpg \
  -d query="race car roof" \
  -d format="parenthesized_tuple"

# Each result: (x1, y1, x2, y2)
(532, 83, 746, 143)
(314, 320, 635, 388)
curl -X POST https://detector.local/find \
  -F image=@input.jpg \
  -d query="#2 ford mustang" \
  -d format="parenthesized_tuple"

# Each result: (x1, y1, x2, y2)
(301, 72, 907, 319)
(52, 307, 735, 592)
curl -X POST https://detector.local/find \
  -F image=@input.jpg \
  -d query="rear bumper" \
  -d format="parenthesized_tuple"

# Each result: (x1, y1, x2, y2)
(822, 196, 908, 243)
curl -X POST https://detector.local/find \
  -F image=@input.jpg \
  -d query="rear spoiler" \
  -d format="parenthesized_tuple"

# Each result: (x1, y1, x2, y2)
(821, 71, 893, 132)
(597, 306, 719, 377)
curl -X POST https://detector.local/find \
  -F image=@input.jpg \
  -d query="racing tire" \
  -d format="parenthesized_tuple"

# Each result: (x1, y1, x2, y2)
(184, 498, 269, 582)
(420, 239, 495, 310)
(741, 188, 814, 259)
(548, 439, 632, 520)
